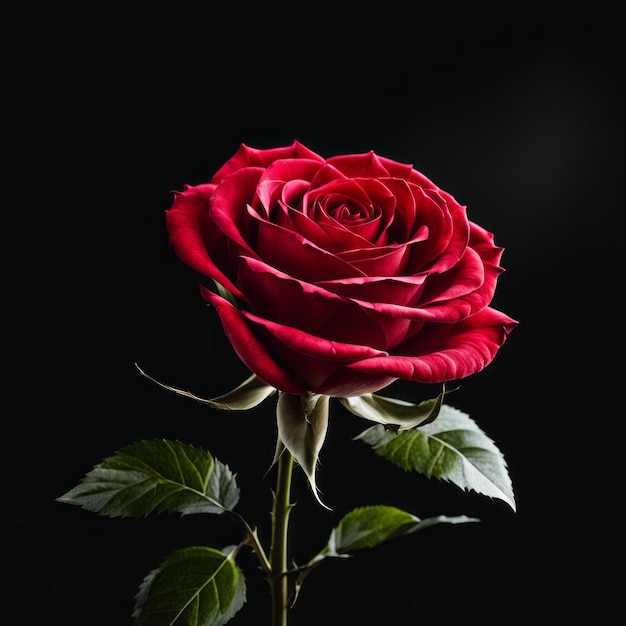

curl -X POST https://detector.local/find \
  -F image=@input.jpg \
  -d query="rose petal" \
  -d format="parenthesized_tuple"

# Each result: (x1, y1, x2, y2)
(348, 296, 474, 323)
(307, 162, 348, 191)
(166, 183, 246, 298)
(318, 275, 428, 308)
(314, 368, 397, 397)
(249, 207, 366, 281)
(419, 246, 485, 305)
(316, 211, 382, 251)
(312, 178, 398, 247)
(326, 151, 391, 178)
(468, 222, 505, 267)
(242, 309, 388, 361)
(376, 178, 416, 242)
(209, 166, 265, 250)
(212, 140, 324, 183)
(337, 240, 412, 276)
(377, 155, 417, 181)
(307, 178, 373, 215)
(256, 158, 322, 213)
(273, 201, 337, 250)
(347, 308, 518, 383)
(199, 287, 308, 395)
(237, 256, 388, 348)
(404, 186, 460, 271)
(226, 329, 396, 396)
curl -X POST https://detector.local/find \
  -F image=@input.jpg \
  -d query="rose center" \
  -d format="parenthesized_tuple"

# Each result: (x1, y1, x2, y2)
(320, 193, 371, 225)
(333, 203, 366, 223)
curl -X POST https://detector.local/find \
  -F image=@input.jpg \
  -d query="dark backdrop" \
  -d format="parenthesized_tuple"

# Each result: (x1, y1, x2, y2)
(2, 2, 623, 625)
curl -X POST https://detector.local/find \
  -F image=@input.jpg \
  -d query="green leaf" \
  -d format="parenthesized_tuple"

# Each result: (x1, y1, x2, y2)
(133, 545, 246, 626)
(339, 385, 446, 431)
(357, 404, 516, 511)
(276, 393, 330, 509)
(326, 505, 477, 555)
(135, 364, 276, 410)
(292, 505, 477, 605)
(56, 439, 239, 517)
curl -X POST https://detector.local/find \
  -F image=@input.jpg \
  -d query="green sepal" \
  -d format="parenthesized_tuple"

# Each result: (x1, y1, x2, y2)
(356, 404, 516, 511)
(133, 545, 246, 626)
(214, 280, 242, 308)
(340, 384, 448, 431)
(136, 365, 276, 410)
(56, 439, 239, 517)
(276, 393, 330, 509)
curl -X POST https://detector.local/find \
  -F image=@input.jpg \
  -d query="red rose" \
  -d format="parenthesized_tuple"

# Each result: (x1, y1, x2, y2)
(166, 141, 517, 397)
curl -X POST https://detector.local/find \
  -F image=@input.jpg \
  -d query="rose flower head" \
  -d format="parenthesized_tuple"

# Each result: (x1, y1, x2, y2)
(166, 141, 517, 398)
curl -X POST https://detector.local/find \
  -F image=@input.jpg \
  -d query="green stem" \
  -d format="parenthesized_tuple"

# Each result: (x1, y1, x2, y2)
(270, 451, 294, 626)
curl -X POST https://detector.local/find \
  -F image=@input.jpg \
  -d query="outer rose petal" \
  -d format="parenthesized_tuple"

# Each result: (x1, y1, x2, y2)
(212, 141, 325, 183)
(202, 285, 396, 397)
(209, 166, 265, 251)
(468, 222, 505, 267)
(166, 183, 245, 298)
(314, 368, 397, 397)
(242, 310, 388, 362)
(347, 308, 518, 383)
(238, 318, 397, 396)
(326, 151, 392, 178)
(200, 286, 308, 395)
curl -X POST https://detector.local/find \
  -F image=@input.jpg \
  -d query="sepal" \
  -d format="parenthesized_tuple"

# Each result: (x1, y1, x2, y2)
(136, 364, 276, 410)
(339, 384, 448, 431)
(276, 393, 330, 508)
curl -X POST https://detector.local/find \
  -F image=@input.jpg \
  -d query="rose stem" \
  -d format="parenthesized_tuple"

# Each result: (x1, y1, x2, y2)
(270, 449, 294, 626)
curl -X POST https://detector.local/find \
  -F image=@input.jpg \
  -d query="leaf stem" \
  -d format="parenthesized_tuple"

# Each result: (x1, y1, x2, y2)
(270, 451, 294, 626)
(226, 509, 272, 577)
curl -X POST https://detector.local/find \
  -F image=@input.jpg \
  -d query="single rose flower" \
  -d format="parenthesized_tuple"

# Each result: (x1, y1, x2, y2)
(166, 141, 517, 398)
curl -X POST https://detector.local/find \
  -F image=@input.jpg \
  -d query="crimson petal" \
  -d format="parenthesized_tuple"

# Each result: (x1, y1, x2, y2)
(212, 141, 324, 183)
(242, 310, 388, 361)
(326, 151, 391, 177)
(166, 183, 245, 298)
(419, 247, 485, 305)
(249, 208, 365, 281)
(347, 308, 518, 383)
(318, 275, 428, 307)
(237, 256, 388, 349)
(199, 287, 308, 395)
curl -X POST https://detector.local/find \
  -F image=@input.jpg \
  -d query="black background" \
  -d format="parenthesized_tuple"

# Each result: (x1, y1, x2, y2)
(2, 2, 624, 625)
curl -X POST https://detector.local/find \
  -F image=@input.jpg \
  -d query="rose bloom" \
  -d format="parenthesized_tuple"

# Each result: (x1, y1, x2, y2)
(166, 141, 517, 397)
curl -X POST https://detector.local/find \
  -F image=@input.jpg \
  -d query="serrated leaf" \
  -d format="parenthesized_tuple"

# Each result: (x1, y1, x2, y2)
(358, 404, 516, 511)
(133, 545, 246, 626)
(328, 505, 477, 554)
(136, 364, 276, 410)
(292, 505, 477, 605)
(339, 385, 445, 431)
(276, 393, 329, 508)
(56, 439, 239, 517)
